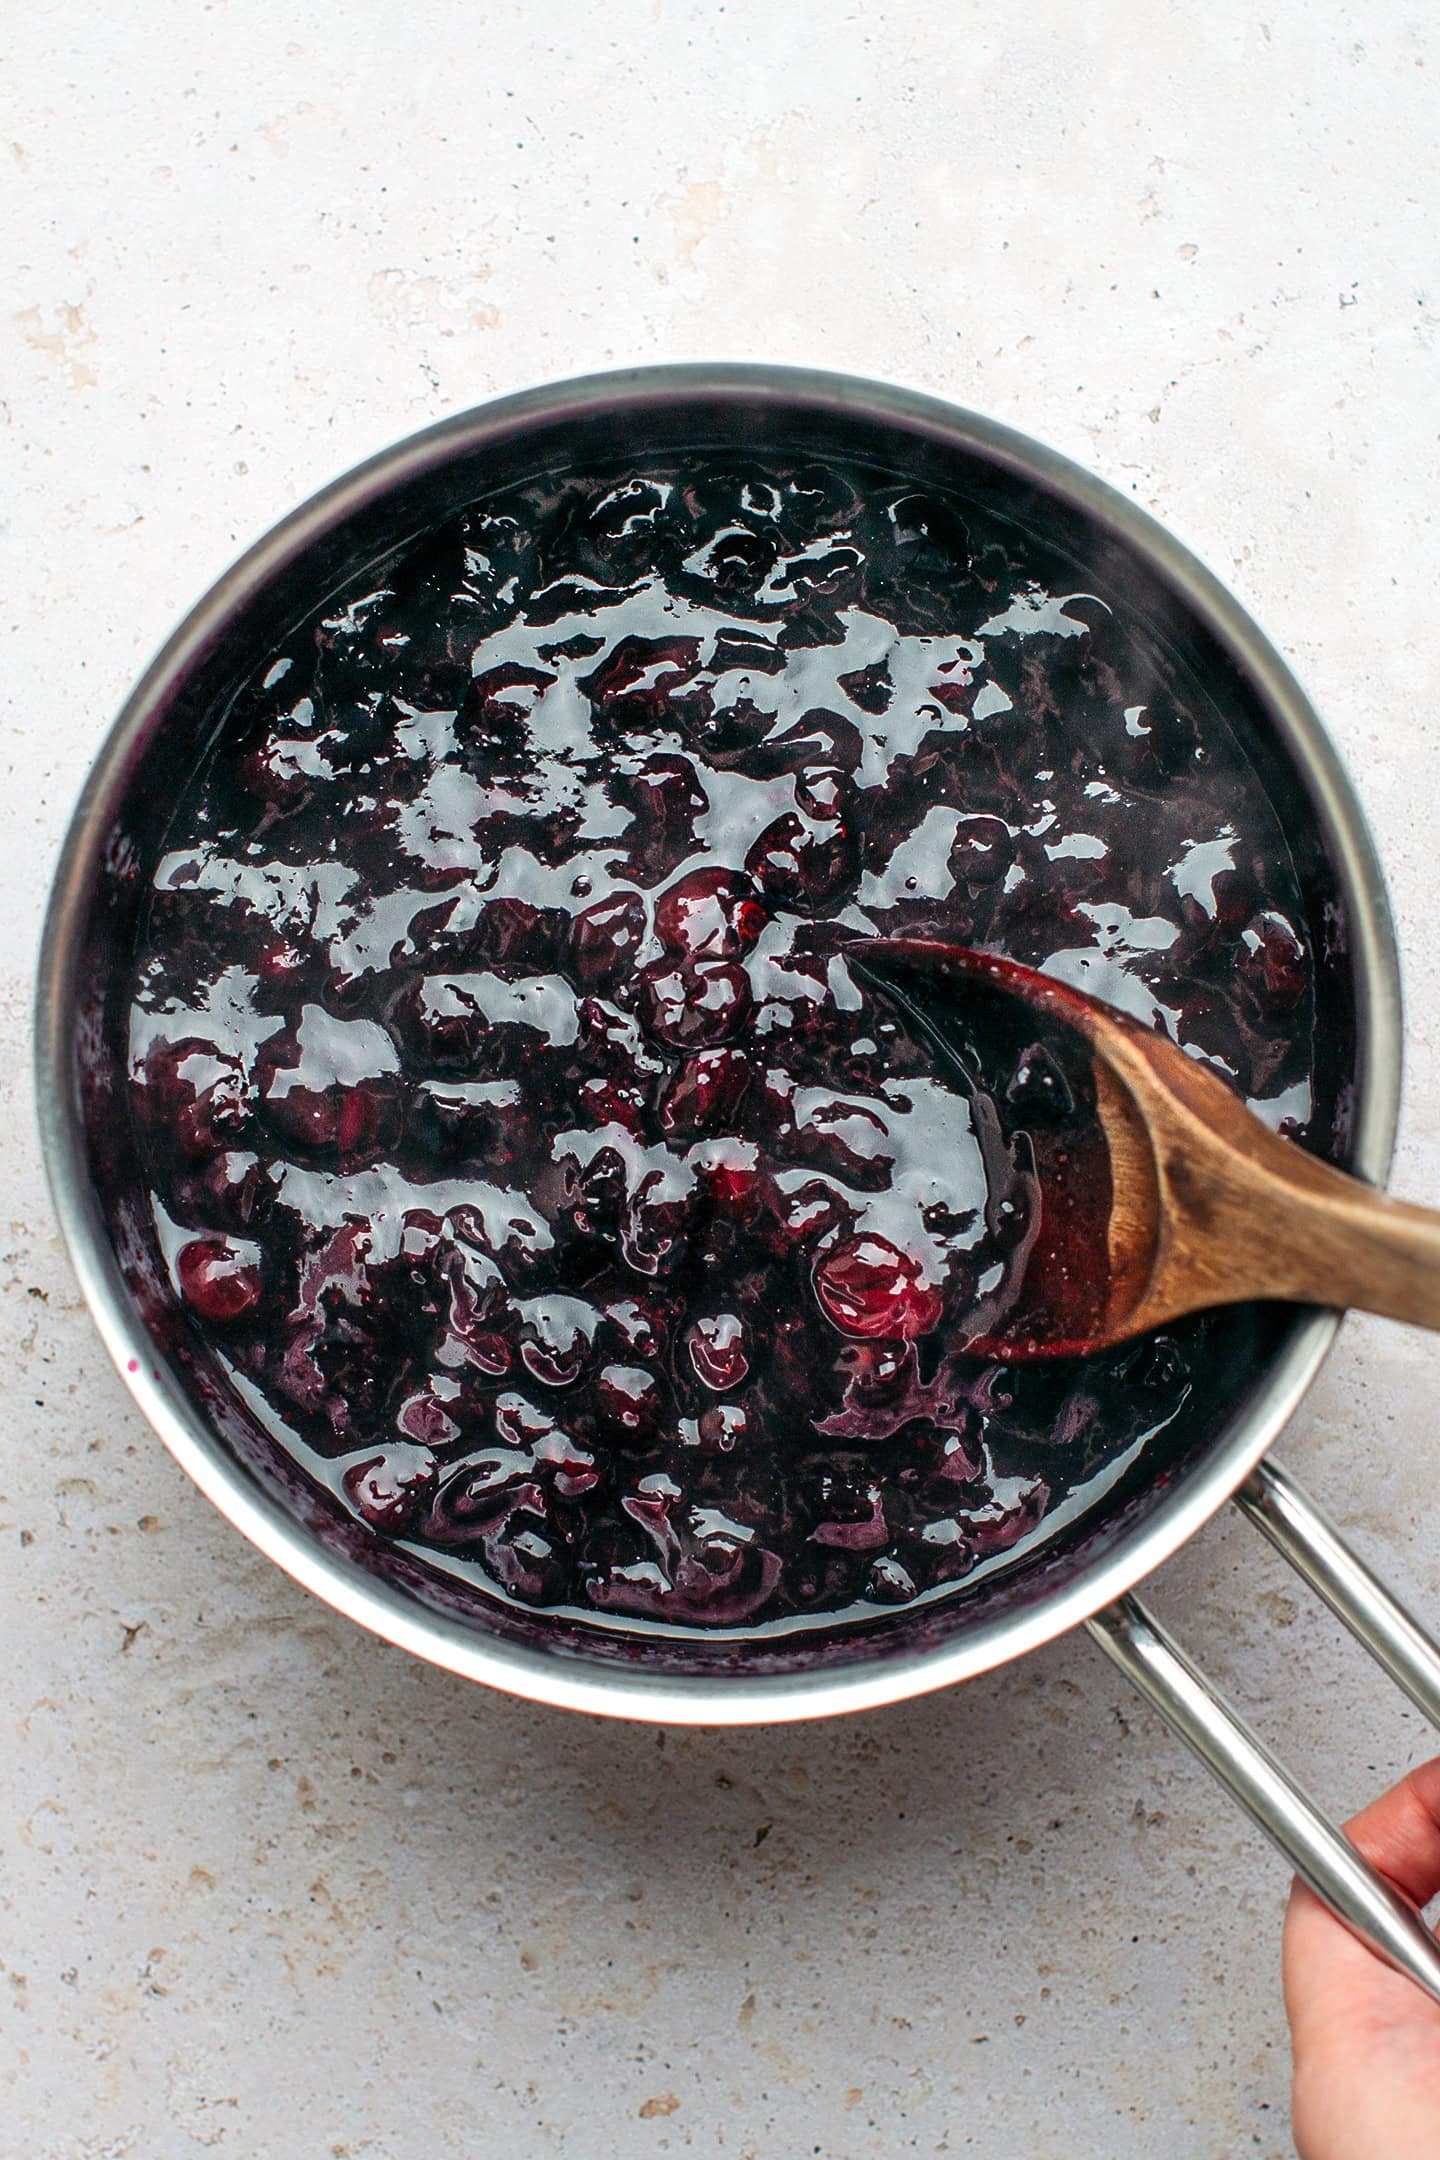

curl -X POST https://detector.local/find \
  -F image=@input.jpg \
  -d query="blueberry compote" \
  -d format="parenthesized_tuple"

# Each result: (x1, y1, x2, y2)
(128, 457, 1316, 1636)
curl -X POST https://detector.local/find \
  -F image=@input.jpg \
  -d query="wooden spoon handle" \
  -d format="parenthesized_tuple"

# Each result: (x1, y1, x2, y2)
(1235, 1150, 1440, 1331)
(1136, 1086, 1440, 1333)
(1112, 1024, 1440, 1335)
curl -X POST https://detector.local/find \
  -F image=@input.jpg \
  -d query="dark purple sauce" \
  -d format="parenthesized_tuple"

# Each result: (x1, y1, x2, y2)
(127, 458, 1315, 1636)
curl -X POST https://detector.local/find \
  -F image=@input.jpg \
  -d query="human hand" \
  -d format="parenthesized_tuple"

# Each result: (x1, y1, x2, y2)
(1286, 1758, 1440, 2158)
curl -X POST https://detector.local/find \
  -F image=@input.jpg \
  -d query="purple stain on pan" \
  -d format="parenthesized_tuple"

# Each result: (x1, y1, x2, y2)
(125, 456, 1315, 1636)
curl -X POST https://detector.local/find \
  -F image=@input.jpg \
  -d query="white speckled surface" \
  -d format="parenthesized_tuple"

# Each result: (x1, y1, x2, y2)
(4, 4, 1439, 2152)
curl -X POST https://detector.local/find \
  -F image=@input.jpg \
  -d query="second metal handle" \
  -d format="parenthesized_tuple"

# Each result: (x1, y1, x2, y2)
(1088, 1452, 1440, 2005)
(1236, 1456, 1440, 1728)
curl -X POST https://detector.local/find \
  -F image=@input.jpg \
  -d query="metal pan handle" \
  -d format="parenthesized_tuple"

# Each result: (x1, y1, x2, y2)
(1087, 1456, 1440, 2005)
(1235, 1456, 1440, 1727)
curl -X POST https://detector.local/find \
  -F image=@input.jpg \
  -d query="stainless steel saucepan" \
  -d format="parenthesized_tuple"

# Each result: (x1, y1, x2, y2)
(36, 365, 1440, 1998)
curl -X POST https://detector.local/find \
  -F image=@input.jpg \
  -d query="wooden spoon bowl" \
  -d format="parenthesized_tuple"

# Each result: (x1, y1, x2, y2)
(855, 938, 1440, 1360)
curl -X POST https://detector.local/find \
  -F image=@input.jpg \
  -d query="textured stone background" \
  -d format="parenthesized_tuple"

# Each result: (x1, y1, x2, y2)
(4, 3, 1439, 2153)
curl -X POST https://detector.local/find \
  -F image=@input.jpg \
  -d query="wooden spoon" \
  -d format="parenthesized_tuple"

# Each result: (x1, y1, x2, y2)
(853, 937, 1440, 1361)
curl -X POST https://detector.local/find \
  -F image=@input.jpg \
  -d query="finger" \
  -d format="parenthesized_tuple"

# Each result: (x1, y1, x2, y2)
(1284, 1759, 1440, 2057)
(1339, 1757, 1440, 1908)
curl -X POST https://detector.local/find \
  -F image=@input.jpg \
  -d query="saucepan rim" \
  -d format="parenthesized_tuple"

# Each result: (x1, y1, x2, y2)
(33, 362, 1403, 1725)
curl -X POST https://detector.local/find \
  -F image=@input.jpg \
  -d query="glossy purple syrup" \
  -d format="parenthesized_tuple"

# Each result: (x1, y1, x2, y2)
(127, 457, 1316, 1636)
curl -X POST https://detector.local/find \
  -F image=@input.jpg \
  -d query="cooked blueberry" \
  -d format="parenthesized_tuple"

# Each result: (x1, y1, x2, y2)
(517, 1297, 596, 1388)
(885, 492, 972, 577)
(470, 896, 565, 969)
(256, 1014, 400, 1161)
(636, 957, 753, 1049)
(836, 661, 892, 715)
(950, 814, 1014, 886)
(457, 664, 555, 760)
(395, 1381, 462, 1450)
(686, 1312, 750, 1391)
(263, 1071, 399, 1159)
(687, 523, 780, 593)
(580, 477, 669, 566)
(657, 1047, 752, 1138)
(619, 1173, 697, 1277)
(342, 1444, 437, 1534)
(611, 752, 709, 851)
(697, 1402, 749, 1453)
(793, 765, 852, 820)
(578, 1075, 650, 1133)
(194, 1149, 271, 1229)
(487, 1512, 568, 1602)
(654, 867, 765, 958)
(176, 1237, 264, 1324)
(593, 1363, 664, 1447)
(137, 1040, 250, 1161)
(570, 891, 647, 985)
(400, 976, 492, 1072)
(580, 635, 705, 725)
(813, 1237, 945, 1341)
(865, 1555, 919, 1604)
(745, 810, 858, 913)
